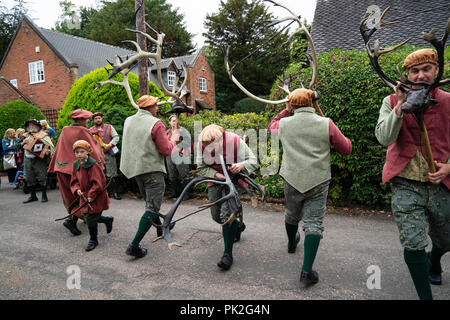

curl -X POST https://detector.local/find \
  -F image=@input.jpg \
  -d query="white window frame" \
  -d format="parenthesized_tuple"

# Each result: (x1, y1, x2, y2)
(200, 77, 207, 93)
(167, 70, 176, 88)
(9, 79, 18, 88)
(28, 60, 45, 84)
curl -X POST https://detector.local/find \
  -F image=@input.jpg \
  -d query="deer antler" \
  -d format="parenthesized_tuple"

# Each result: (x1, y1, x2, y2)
(223, 0, 319, 107)
(360, 6, 411, 90)
(97, 22, 194, 114)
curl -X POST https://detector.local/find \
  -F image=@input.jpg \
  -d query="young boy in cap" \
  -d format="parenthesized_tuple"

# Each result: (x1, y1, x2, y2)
(269, 88, 352, 285)
(375, 48, 450, 300)
(48, 109, 104, 236)
(196, 124, 258, 271)
(70, 140, 113, 251)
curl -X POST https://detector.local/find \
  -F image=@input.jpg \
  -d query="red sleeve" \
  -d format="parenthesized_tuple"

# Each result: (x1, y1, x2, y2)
(151, 121, 176, 157)
(329, 119, 352, 156)
(70, 170, 81, 196)
(268, 109, 291, 134)
(87, 164, 106, 200)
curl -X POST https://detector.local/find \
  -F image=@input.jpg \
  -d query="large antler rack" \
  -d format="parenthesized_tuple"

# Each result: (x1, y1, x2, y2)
(223, 0, 319, 107)
(152, 155, 264, 250)
(96, 21, 193, 115)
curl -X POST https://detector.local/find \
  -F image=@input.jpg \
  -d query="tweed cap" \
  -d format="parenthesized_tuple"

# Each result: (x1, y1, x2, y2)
(137, 95, 160, 108)
(403, 48, 438, 70)
(70, 109, 93, 119)
(73, 140, 93, 155)
(288, 88, 316, 107)
(198, 124, 224, 143)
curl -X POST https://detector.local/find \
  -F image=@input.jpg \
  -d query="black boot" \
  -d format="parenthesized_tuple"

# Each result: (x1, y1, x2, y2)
(181, 179, 191, 201)
(86, 224, 98, 251)
(428, 252, 443, 285)
(41, 185, 48, 203)
(63, 217, 82, 236)
(217, 253, 233, 271)
(99, 216, 114, 234)
(23, 186, 38, 203)
(126, 244, 148, 258)
(112, 178, 121, 200)
(300, 270, 319, 285)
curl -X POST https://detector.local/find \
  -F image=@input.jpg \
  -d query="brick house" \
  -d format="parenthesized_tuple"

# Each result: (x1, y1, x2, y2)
(0, 15, 216, 128)
(310, 0, 449, 53)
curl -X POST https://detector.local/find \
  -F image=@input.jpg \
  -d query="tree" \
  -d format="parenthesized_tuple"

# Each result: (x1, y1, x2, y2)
(203, 0, 290, 112)
(54, 1, 97, 38)
(54, 0, 195, 59)
(0, 0, 28, 62)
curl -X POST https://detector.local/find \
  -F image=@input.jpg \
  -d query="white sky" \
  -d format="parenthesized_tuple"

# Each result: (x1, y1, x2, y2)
(3, 0, 317, 48)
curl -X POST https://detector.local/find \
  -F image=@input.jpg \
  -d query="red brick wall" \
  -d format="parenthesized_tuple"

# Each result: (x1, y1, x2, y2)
(0, 80, 28, 106)
(187, 51, 216, 113)
(0, 20, 76, 112)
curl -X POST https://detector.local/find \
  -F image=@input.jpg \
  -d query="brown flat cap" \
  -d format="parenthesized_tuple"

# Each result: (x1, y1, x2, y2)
(137, 95, 160, 108)
(288, 88, 316, 107)
(70, 109, 93, 119)
(403, 48, 438, 70)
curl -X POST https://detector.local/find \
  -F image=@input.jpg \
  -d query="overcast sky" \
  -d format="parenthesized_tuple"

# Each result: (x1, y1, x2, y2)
(3, 0, 317, 48)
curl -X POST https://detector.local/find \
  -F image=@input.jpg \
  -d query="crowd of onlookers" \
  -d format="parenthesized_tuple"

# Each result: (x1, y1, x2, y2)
(0, 120, 56, 189)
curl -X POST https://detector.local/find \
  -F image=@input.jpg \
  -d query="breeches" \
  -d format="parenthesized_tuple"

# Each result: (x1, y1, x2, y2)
(24, 157, 48, 187)
(391, 177, 450, 251)
(134, 172, 165, 213)
(284, 180, 330, 237)
(208, 185, 235, 225)
(166, 155, 190, 181)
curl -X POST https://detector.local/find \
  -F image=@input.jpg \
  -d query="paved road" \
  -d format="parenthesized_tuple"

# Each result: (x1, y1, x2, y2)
(0, 176, 448, 301)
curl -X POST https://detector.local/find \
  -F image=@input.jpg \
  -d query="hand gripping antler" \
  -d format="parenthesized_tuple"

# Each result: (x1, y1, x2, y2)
(152, 155, 264, 250)
(361, 8, 450, 173)
(223, 0, 323, 114)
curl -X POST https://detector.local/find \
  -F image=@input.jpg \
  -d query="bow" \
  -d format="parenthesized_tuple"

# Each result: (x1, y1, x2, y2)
(151, 155, 264, 250)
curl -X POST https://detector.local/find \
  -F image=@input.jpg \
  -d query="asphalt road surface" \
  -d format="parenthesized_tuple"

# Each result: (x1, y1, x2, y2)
(0, 176, 449, 301)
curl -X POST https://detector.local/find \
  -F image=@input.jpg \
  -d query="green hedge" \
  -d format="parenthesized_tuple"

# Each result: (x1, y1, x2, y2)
(234, 95, 270, 113)
(267, 45, 450, 208)
(57, 67, 167, 132)
(0, 100, 45, 171)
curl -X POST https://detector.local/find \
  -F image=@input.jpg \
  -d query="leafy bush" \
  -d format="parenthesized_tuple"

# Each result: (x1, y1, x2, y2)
(234, 96, 270, 113)
(267, 45, 450, 208)
(0, 100, 45, 171)
(57, 67, 167, 132)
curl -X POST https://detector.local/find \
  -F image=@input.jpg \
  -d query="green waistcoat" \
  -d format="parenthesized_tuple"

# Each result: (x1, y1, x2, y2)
(279, 107, 331, 193)
(120, 109, 166, 179)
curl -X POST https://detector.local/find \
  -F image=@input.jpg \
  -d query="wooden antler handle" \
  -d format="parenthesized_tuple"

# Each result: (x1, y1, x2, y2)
(420, 122, 436, 173)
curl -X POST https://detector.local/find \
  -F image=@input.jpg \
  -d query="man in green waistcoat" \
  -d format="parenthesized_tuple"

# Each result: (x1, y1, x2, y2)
(269, 89, 352, 286)
(121, 95, 176, 259)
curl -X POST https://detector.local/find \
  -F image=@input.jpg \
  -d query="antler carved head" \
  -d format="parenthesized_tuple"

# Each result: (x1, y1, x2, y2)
(360, 7, 450, 115)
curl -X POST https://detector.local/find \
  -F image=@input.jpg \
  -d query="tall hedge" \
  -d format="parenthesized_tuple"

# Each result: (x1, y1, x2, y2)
(0, 100, 45, 171)
(0, 100, 45, 138)
(267, 45, 450, 207)
(57, 67, 167, 132)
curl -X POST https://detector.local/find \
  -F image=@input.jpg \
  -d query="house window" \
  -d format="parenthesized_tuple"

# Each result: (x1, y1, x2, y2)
(10, 79, 18, 88)
(200, 77, 207, 93)
(28, 60, 45, 84)
(167, 71, 176, 87)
